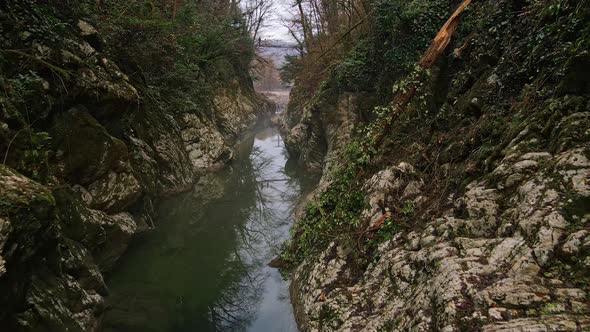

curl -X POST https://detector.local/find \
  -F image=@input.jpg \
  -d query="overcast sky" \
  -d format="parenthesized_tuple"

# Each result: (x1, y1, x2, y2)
(258, 0, 294, 41)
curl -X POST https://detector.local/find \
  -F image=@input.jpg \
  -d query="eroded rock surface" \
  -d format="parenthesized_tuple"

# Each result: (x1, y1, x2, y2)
(0, 12, 269, 331)
(181, 88, 262, 170)
(281, 92, 367, 173)
(286, 1, 590, 330)
(0, 167, 112, 332)
(292, 147, 590, 331)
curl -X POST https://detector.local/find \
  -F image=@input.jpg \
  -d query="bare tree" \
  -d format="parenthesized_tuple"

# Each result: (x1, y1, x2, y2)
(242, 0, 275, 41)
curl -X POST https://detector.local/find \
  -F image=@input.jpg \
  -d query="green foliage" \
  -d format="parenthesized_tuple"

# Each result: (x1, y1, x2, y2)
(368, 200, 414, 246)
(368, 0, 450, 96)
(19, 131, 51, 180)
(281, 130, 378, 265)
(282, 0, 451, 104)
(391, 64, 432, 112)
(103, 0, 255, 114)
(0, 0, 257, 184)
(0, 71, 52, 121)
(316, 304, 342, 329)
(0, 70, 53, 181)
(391, 65, 430, 95)
(280, 54, 303, 84)
(281, 105, 422, 264)
(373, 217, 398, 240)
(521, 0, 590, 86)
(0, 0, 72, 48)
(532, 0, 569, 19)
(400, 200, 415, 217)
(329, 39, 374, 92)
(280, 0, 453, 265)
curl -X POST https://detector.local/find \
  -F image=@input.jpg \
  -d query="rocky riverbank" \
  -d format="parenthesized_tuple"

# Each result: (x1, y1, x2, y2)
(0, 1, 272, 330)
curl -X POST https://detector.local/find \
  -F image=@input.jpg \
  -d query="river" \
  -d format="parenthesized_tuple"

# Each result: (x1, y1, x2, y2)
(101, 124, 316, 332)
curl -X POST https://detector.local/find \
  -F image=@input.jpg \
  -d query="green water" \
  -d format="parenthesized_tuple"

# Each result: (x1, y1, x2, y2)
(102, 125, 316, 332)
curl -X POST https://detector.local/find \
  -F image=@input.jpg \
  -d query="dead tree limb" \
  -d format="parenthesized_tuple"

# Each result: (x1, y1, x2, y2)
(372, 0, 473, 148)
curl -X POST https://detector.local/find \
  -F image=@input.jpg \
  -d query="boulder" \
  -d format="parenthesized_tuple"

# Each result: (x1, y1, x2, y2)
(54, 188, 138, 272)
(0, 166, 105, 332)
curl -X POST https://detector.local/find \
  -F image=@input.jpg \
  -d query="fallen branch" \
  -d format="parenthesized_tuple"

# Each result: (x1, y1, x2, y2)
(418, 0, 473, 69)
(371, 210, 392, 229)
(0, 49, 72, 79)
(372, 0, 473, 147)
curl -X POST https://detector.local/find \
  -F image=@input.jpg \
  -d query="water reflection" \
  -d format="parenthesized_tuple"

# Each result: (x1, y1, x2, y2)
(102, 126, 317, 332)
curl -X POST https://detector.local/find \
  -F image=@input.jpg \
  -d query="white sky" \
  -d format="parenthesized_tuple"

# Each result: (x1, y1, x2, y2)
(258, 0, 294, 41)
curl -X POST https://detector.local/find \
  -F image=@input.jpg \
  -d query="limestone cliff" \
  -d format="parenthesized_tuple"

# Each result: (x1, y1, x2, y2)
(280, 90, 372, 173)
(282, 0, 590, 330)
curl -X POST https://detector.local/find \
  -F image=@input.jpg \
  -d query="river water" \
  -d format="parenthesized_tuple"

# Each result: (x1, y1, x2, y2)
(102, 125, 316, 332)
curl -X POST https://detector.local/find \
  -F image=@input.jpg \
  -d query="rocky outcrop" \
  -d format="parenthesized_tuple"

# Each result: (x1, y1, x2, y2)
(128, 110, 195, 196)
(285, 0, 590, 330)
(180, 87, 263, 170)
(292, 147, 590, 330)
(0, 4, 269, 330)
(0, 166, 106, 332)
(281, 92, 370, 172)
(53, 107, 142, 213)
